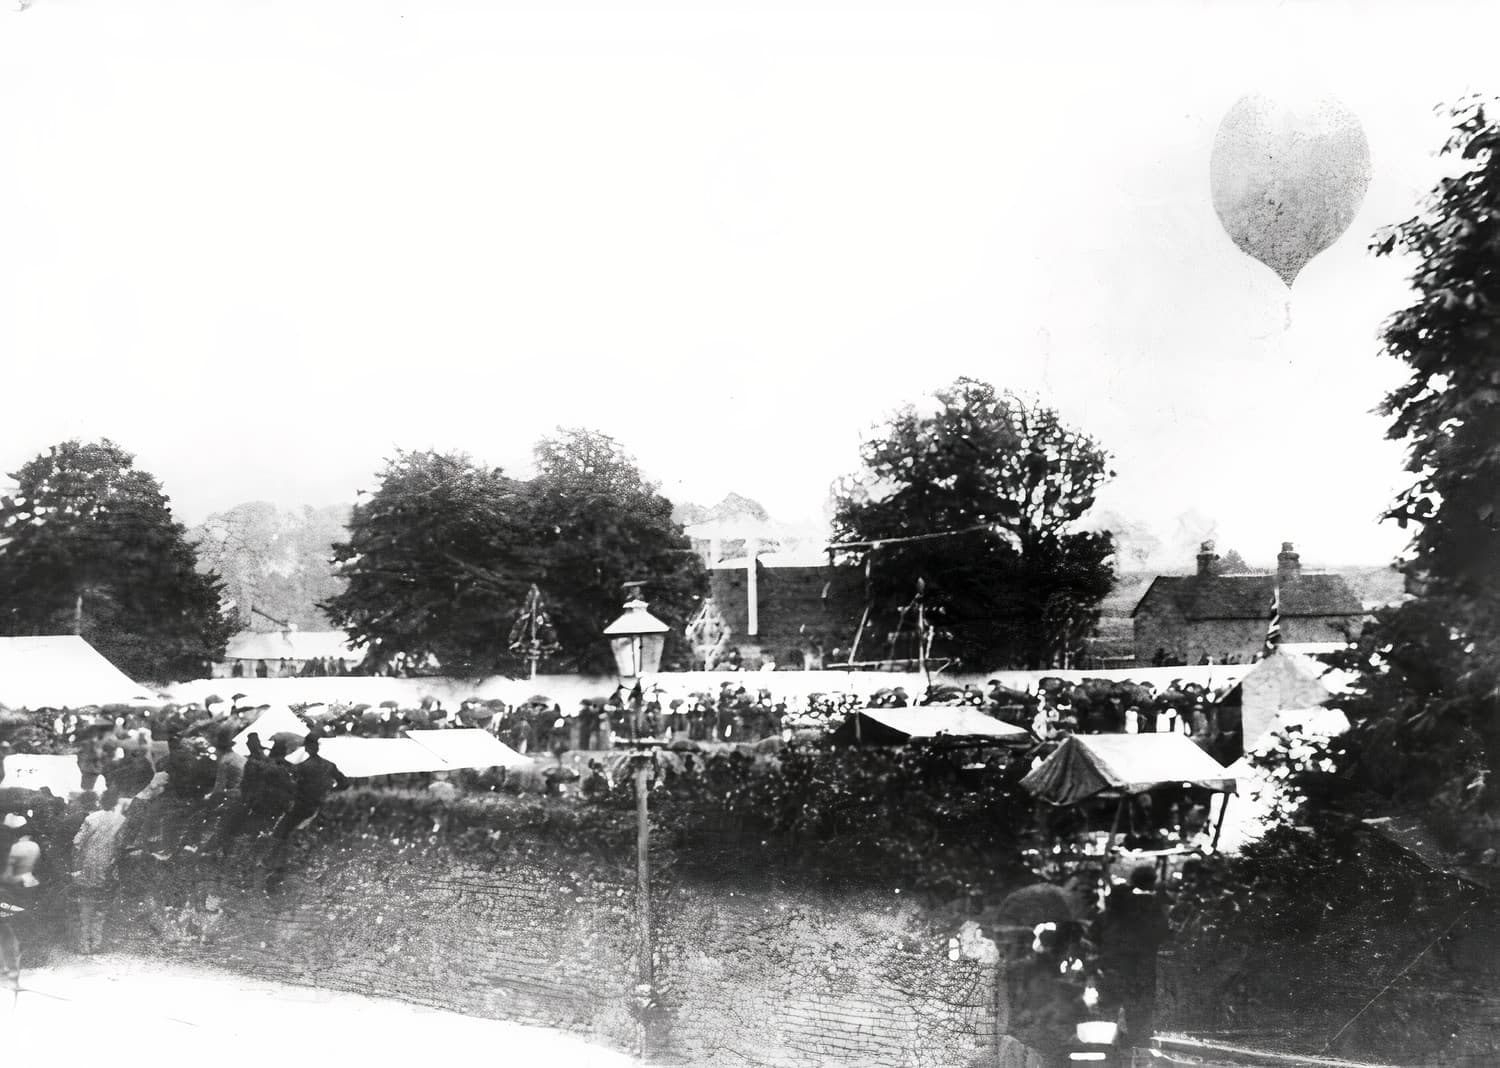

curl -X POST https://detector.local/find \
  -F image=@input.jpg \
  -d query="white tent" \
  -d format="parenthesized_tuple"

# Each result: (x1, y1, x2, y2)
(316, 737, 451, 778)
(406, 728, 531, 770)
(0, 635, 150, 710)
(1, 753, 86, 797)
(1229, 649, 1357, 752)
(1212, 704, 1351, 853)
(223, 630, 361, 663)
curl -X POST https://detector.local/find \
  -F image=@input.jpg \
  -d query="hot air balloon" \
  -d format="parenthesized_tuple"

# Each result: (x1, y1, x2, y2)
(1210, 93, 1372, 287)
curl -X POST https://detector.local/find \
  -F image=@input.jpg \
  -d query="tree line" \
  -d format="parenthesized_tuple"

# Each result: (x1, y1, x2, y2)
(0, 388, 1122, 683)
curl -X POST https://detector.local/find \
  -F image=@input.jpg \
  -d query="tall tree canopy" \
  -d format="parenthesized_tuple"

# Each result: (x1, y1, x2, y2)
(323, 450, 537, 676)
(191, 502, 349, 631)
(526, 428, 705, 674)
(0, 439, 234, 681)
(325, 432, 704, 676)
(831, 378, 1115, 670)
(1321, 100, 1500, 836)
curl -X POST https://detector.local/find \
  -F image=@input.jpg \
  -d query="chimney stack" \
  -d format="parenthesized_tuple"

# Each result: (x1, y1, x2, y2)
(1196, 540, 1219, 577)
(1277, 541, 1301, 582)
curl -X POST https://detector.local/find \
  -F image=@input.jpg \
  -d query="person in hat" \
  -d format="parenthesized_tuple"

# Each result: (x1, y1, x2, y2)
(1098, 864, 1172, 1046)
(72, 788, 127, 954)
(0, 811, 41, 990)
(76, 722, 113, 792)
(265, 734, 347, 891)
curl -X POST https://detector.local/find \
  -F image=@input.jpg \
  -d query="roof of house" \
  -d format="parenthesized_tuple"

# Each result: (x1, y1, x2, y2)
(223, 629, 361, 662)
(1131, 572, 1363, 620)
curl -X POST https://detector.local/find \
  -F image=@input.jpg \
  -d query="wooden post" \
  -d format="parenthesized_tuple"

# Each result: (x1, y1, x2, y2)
(1211, 793, 1230, 852)
(1106, 795, 1126, 855)
(634, 756, 655, 1058)
(746, 536, 759, 638)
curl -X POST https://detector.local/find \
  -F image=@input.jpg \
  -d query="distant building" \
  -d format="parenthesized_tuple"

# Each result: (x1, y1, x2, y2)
(707, 552, 864, 669)
(213, 629, 363, 679)
(1131, 542, 1365, 665)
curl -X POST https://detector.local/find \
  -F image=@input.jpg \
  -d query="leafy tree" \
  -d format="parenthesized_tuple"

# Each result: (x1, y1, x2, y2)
(325, 434, 704, 676)
(323, 450, 538, 676)
(191, 502, 349, 631)
(524, 428, 705, 674)
(831, 378, 1116, 669)
(1315, 99, 1500, 841)
(0, 439, 235, 681)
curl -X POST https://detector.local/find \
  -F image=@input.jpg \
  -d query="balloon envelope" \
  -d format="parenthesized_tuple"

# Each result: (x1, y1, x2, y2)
(1210, 94, 1372, 286)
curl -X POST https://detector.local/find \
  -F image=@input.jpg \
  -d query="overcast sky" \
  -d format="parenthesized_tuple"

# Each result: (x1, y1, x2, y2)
(2, 0, 1495, 568)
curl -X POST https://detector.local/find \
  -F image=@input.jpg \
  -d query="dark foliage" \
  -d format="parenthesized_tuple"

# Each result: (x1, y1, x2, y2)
(633, 743, 1037, 903)
(1311, 100, 1500, 845)
(324, 433, 705, 677)
(323, 450, 538, 675)
(0, 440, 234, 681)
(831, 378, 1116, 670)
(526, 428, 705, 674)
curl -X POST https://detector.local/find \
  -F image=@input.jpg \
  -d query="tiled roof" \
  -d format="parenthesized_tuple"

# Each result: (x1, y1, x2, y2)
(1132, 572, 1363, 620)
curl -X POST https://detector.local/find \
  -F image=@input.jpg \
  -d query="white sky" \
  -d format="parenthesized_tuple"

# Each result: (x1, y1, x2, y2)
(2, 0, 1495, 567)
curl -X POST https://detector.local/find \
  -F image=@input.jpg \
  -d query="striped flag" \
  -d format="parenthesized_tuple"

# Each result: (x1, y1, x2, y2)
(1262, 584, 1282, 657)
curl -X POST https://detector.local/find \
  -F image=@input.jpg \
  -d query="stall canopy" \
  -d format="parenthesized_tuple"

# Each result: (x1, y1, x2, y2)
(0, 635, 150, 710)
(314, 730, 533, 779)
(1021, 734, 1237, 806)
(829, 706, 1032, 746)
(317, 737, 450, 778)
(406, 729, 531, 770)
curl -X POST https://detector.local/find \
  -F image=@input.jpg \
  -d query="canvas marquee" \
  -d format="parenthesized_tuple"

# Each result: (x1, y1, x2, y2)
(0, 635, 150, 710)
(1021, 733, 1237, 806)
(829, 706, 1032, 745)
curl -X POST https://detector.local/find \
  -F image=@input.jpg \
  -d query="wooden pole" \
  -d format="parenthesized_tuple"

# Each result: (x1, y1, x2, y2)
(634, 756, 654, 1057)
(1211, 793, 1230, 852)
(1106, 795, 1126, 855)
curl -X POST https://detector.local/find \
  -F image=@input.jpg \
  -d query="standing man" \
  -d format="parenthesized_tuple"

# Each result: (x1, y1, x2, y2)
(1099, 865, 1173, 1047)
(76, 723, 111, 793)
(265, 735, 347, 891)
(0, 812, 41, 991)
(72, 788, 127, 954)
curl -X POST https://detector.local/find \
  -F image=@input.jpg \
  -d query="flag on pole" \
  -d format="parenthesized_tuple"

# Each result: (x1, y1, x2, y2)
(1262, 584, 1282, 658)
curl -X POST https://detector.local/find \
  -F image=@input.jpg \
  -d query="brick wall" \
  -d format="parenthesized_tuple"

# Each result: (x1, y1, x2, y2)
(102, 820, 1015, 1068)
(710, 565, 864, 666)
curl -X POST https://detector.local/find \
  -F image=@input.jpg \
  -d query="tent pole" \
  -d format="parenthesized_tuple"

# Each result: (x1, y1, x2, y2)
(1211, 793, 1230, 852)
(1106, 795, 1126, 855)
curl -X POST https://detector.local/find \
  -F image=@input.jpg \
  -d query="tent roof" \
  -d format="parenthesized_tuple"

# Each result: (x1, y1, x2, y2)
(0, 635, 149, 709)
(833, 706, 1031, 744)
(406, 728, 531, 770)
(223, 630, 360, 662)
(1020, 733, 1236, 805)
(316, 736, 450, 778)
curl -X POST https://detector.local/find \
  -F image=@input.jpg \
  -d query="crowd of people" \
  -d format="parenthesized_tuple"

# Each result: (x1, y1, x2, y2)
(0, 709, 352, 990)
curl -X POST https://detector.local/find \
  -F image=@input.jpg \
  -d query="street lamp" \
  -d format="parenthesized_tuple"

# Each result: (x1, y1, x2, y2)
(603, 590, 669, 680)
(602, 585, 670, 1059)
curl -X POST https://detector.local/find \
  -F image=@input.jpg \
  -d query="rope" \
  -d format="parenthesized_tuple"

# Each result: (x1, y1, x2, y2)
(828, 523, 1006, 552)
(1317, 903, 1473, 1057)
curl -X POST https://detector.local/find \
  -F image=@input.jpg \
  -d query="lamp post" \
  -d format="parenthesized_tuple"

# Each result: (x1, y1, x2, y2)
(602, 585, 670, 1058)
(604, 586, 669, 741)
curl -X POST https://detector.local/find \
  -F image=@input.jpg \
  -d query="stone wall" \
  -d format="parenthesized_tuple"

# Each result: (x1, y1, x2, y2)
(103, 819, 1012, 1067)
